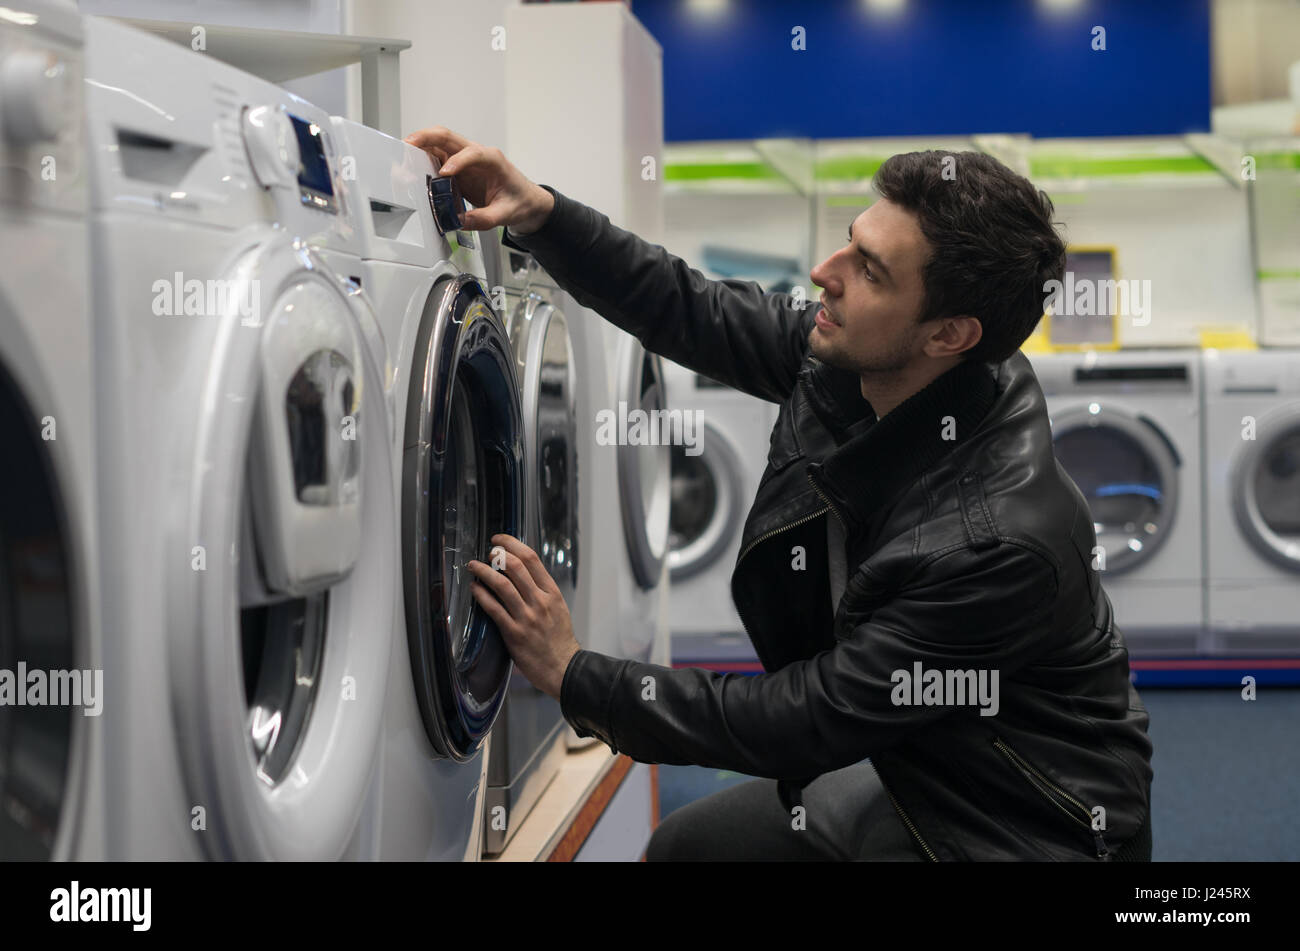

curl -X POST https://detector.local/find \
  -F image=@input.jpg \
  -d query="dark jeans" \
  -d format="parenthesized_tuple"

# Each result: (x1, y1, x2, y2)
(646, 760, 924, 861)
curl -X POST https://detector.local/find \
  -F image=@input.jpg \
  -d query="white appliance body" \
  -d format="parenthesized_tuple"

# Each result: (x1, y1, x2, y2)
(1030, 350, 1204, 652)
(604, 324, 673, 667)
(531, 283, 627, 748)
(1203, 349, 1300, 651)
(86, 17, 395, 859)
(0, 0, 104, 861)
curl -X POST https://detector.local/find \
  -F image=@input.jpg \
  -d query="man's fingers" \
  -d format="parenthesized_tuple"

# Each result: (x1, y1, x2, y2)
(404, 125, 471, 154)
(485, 544, 543, 602)
(470, 581, 519, 638)
(468, 558, 528, 619)
(491, 534, 559, 595)
(459, 205, 507, 232)
(437, 142, 496, 178)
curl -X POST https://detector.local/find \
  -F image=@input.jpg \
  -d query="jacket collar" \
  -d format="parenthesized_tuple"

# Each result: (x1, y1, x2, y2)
(805, 354, 999, 535)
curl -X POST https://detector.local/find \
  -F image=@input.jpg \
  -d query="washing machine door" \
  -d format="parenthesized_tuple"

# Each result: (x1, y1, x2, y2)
(1049, 403, 1179, 574)
(668, 419, 745, 583)
(617, 338, 672, 590)
(403, 273, 525, 762)
(508, 294, 578, 601)
(0, 357, 76, 860)
(172, 239, 395, 860)
(1231, 404, 1300, 571)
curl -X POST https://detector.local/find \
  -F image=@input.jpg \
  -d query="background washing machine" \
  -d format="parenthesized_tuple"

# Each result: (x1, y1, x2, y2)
(1203, 348, 1300, 651)
(0, 0, 104, 861)
(662, 358, 776, 665)
(86, 17, 395, 859)
(607, 328, 674, 667)
(480, 246, 580, 854)
(326, 116, 523, 861)
(1029, 349, 1205, 653)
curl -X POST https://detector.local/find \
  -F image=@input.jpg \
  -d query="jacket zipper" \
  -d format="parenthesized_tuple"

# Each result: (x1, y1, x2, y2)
(805, 471, 845, 528)
(993, 738, 1111, 859)
(868, 760, 939, 862)
(735, 471, 843, 566)
(738, 472, 947, 859)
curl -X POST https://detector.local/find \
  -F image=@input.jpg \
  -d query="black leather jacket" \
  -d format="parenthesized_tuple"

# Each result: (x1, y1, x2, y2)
(501, 186, 1154, 861)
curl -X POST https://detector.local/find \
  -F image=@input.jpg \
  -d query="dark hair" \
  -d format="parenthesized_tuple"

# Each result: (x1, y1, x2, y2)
(871, 150, 1066, 364)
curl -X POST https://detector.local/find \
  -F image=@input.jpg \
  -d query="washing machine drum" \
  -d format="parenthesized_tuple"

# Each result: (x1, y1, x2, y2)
(0, 359, 76, 860)
(1232, 410, 1300, 571)
(403, 274, 525, 762)
(1050, 405, 1179, 574)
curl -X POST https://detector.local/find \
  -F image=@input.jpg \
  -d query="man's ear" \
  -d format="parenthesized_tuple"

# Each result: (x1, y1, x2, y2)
(925, 315, 982, 357)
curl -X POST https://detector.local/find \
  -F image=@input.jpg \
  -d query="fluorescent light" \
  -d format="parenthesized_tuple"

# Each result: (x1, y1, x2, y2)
(685, 0, 730, 21)
(862, 0, 907, 15)
(1039, 0, 1085, 13)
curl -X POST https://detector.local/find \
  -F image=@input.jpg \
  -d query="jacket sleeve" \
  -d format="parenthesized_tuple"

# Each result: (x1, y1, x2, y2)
(499, 185, 815, 405)
(559, 543, 1059, 779)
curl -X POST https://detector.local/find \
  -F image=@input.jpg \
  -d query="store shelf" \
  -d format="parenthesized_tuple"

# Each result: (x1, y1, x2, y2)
(110, 17, 410, 136)
(484, 744, 655, 862)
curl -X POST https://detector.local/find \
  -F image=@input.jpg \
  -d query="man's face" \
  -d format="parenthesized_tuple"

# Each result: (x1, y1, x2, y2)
(807, 198, 933, 374)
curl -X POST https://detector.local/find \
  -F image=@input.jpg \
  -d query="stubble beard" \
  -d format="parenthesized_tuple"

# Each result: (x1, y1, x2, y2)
(808, 324, 915, 378)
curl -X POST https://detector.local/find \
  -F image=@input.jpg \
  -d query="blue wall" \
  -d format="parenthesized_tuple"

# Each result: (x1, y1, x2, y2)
(633, 0, 1211, 141)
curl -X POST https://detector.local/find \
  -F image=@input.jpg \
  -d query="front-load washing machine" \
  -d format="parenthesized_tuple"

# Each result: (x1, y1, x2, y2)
(497, 227, 639, 751)
(1029, 349, 1204, 651)
(498, 229, 673, 710)
(480, 246, 580, 854)
(0, 0, 105, 861)
(606, 328, 673, 667)
(1203, 348, 1300, 651)
(326, 116, 524, 860)
(662, 358, 776, 663)
(85, 16, 396, 859)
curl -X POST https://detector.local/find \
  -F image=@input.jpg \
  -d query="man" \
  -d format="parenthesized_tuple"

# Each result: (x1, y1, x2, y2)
(407, 127, 1154, 862)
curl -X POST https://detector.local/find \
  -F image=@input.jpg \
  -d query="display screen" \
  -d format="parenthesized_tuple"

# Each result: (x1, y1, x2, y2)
(289, 113, 334, 199)
(1049, 248, 1116, 347)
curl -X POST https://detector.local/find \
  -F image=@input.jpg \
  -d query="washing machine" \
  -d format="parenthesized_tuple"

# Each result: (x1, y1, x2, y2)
(662, 359, 776, 664)
(606, 325, 674, 667)
(1029, 349, 1204, 651)
(1203, 348, 1300, 651)
(477, 246, 580, 854)
(325, 116, 524, 860)
(85, 16, 399, 859)
(0, 0, 105, 861)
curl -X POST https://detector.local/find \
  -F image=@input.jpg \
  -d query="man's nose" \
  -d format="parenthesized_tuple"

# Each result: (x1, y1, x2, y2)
(811, 257, 838, 294)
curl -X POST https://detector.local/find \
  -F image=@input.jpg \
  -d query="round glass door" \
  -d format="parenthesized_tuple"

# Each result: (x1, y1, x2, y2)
(403, 274, 524, 762)
(0, 360, 75, 860)
(668, 420, 744, 582)
(1233, 407, 1300, 571)
(509, 298, 578, 601)
(618, 342, 671, 590)
(1050, 405, 1179, 574)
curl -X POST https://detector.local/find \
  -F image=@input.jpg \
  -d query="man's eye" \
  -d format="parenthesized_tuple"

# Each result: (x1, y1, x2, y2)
(861, 262, 876, 282)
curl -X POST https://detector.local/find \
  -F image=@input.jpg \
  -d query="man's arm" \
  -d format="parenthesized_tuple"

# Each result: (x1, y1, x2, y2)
(558, 543, 1058, 778)
(501, 185, 815, 405)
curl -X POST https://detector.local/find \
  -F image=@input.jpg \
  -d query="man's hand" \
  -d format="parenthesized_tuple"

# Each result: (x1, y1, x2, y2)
(468, 533, 581, 701)
(404, 126, 556, 235)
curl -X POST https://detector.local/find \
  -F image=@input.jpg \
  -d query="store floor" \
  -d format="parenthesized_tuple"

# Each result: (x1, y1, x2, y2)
(656, 688, 1300, 861)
